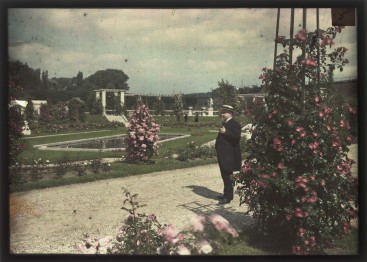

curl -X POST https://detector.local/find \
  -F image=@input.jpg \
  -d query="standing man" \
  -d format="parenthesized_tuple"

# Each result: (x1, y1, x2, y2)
(215, 105, 242, 205)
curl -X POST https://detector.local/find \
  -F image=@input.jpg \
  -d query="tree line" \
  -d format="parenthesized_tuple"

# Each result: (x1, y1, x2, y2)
(8, 60, 264, 115)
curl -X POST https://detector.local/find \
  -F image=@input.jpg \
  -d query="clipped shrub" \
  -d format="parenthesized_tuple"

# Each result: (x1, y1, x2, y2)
(234, 26, 358, 255)
(125, 103, 160, 162)
(173, 141, 216, 162)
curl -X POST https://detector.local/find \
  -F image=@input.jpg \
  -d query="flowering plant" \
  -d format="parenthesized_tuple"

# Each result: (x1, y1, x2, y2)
(235, 26, 358, 255)
(125, 103, 160, 162)
(173, 93, 184, 122)
(77, 188, 239, 255)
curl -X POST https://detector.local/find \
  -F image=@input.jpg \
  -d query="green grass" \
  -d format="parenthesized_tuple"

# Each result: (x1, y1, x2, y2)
(217, 227, 359, 255)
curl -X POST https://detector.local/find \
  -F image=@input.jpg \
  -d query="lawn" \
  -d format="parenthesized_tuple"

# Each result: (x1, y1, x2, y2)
(11, 115, 240, 192)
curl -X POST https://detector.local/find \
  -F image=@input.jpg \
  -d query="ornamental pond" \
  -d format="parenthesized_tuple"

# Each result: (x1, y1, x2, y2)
(33, 133, 190, 152)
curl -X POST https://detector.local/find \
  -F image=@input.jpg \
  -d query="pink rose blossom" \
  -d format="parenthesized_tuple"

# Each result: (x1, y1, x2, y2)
(295, 29, 307, 41)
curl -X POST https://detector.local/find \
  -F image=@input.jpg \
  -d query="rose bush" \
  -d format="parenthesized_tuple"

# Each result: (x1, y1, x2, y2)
(234, 26, 358, 255)
(77, 188, 239, 255)
(125, 103, 160, 162)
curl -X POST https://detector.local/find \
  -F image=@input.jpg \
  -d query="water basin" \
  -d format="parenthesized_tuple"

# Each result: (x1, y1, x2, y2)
(34, 133, 190, 152)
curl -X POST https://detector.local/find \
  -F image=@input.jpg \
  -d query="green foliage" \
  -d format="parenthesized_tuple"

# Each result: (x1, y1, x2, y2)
(39, 103, 52, 124)
(153, 97, 166, 116)
(50, 101, 68, 121)
(85, 69, 129, 90)
(173, 94, 184, 122)
(68, 97, 87, 122)
(213, 79, 242, 114)
(171, 141, 216, 162)
(24, 99, 35, 122)
(53, 154, 72, 179)
(8, 105, 25, 165)
(8, 60, 42, 99)
(235, 26, 358, 255)
(90, 151, 106, 173)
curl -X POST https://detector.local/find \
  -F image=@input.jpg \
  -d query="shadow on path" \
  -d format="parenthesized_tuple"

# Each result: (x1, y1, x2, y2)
(178, 200, 255, 232)
(185, 185, 221, 200)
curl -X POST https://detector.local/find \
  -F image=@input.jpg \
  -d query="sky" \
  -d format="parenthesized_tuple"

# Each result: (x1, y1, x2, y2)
(8, 8, 358, 95)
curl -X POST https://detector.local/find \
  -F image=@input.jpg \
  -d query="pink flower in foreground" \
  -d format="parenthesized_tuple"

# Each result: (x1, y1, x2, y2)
(301, 58, 317, 67)
(190, 214, 206, 232)
(287, 119, 295, 126)
(297, 227, 305, 237)
(277, 162, 284, 169)
(294, 208, 304, 218)
(320, 37, 335, 47)
(276, 35, 285, 41)
(161, 225, 180, 244)
(285, 213, 293, 221)
(295, 29, 307, 41)
(348, 106, 357, 114)
(176, 245, 191, 255)
(209, 214, 229, 231)
(209, 214, 238, 237)
(198, 240, 213, 254)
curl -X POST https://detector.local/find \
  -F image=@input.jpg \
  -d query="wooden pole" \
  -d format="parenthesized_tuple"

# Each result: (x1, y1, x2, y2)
(301, 8, 307, 116)
(273, 8, 280, 72)
(289, 8, 295, 65)
(317, 8, 320, 91)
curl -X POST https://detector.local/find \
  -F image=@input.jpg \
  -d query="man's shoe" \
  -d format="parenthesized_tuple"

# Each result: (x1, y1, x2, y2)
(216, 195, 225, 200)
(217, 198, 231, 205)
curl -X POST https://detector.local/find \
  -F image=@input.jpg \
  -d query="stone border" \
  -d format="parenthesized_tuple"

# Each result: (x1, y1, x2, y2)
(33, 133, 191, 152)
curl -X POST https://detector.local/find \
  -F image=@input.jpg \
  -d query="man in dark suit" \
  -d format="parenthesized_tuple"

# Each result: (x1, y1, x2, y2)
(215, 105, 242, 205)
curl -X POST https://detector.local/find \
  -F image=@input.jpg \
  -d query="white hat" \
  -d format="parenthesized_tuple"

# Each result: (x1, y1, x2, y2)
(220, 105, 234, 113)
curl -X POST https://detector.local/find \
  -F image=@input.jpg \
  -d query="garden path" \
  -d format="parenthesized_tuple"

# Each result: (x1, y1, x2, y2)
(9, 144, 358, 254)
(9, 164, 254, 254)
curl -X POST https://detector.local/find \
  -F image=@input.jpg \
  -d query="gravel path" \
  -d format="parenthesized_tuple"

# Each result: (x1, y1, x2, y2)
(10, 164, 254, 254)
(10, 144, 358, 254)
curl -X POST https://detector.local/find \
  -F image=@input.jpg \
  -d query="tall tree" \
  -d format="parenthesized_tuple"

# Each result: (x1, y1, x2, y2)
(24, 99, 35, 122)
(213, 79, 241, 114)
(76, 71, 83, 87)
(86, 69, 130, 90)
(41, 70, 49, 90)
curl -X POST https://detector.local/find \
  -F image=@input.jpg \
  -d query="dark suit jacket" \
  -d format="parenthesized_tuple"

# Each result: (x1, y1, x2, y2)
(215, 118, 242, 172)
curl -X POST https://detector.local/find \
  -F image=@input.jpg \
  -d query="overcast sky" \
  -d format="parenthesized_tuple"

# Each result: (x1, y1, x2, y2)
(8, 8, 358, 95)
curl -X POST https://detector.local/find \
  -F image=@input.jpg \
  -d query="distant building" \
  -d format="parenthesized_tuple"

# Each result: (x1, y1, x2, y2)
(10, 100, 47, 115)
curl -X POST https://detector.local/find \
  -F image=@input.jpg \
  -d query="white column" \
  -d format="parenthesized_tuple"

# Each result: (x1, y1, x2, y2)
(120, 91, 125, 105)
(101, 90, 106, 115)
(188, 106, 193, 116)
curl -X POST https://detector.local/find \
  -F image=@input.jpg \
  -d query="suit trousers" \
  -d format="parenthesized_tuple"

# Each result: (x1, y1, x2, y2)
(219, 166, 234, 200)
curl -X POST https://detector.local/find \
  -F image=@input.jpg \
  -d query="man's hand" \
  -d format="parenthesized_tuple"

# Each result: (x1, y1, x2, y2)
(219, 126, 226, 134)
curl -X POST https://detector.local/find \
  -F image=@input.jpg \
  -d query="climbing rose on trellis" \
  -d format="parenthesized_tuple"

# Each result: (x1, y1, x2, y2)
(235, 26, 358, 255)
(125, 103, 160, 162)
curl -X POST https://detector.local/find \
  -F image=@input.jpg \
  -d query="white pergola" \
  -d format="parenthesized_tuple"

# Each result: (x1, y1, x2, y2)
(94, 89, 126, 115)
